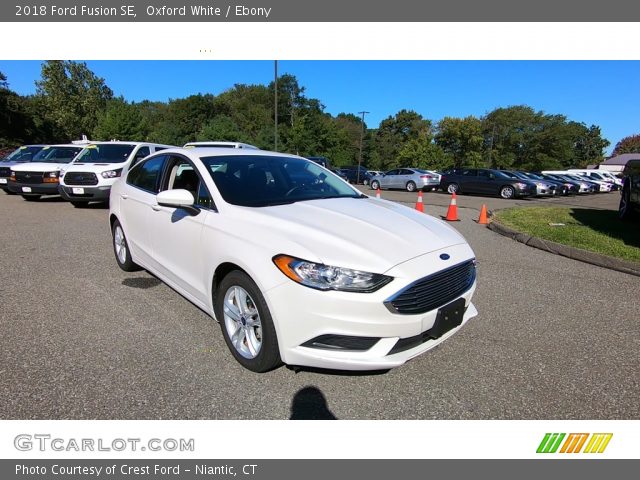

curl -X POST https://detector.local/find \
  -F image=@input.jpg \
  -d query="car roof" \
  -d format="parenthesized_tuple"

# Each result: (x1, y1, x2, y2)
(84, 141, 173, 147)
(160, 147, 304, 160)
(184, 141, 259, 149)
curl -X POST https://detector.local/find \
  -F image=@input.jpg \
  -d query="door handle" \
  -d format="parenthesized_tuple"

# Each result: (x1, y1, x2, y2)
(120, 194, 128, 199)
(151, 204, 162, 211)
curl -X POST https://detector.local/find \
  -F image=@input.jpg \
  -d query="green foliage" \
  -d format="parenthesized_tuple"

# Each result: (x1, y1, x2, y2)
(93, 97, 149, 141)
(35, 61, 113, 140)
(612, 134, 640, 155)
(435, 116, 483, 168)
(1, 65, 613, 175)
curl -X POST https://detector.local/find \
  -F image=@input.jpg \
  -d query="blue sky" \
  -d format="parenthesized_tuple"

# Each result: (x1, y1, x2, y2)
(1, 60, 638, 153)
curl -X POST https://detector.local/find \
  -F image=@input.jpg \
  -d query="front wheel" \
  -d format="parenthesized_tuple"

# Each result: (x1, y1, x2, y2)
(446, 183, 459, 194)
(406, 181, 417, 192)
(216, 271, 281, 373)
(500, 186, 515, 199)
(112, 219, 140, 272)
(370, 180, 380, 190)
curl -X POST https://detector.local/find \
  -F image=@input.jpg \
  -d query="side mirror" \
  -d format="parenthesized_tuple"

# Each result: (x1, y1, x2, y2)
(156, 189, 200, 215)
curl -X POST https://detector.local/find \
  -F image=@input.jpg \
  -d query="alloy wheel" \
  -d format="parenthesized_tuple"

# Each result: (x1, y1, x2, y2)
(223, 286, 262, 359)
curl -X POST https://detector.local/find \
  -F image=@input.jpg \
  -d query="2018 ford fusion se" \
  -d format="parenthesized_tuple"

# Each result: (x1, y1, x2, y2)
(109, 148, 478, 372)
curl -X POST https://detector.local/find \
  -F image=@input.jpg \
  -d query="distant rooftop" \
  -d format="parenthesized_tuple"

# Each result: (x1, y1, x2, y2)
(601, 153, 640, 165)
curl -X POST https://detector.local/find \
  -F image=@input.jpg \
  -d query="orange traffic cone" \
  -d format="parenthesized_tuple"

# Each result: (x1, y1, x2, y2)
(415, 190, 424, 212)
(442, 192, 460, 221)
(376, 188, 381, 199)
(476, 204, 489, 224)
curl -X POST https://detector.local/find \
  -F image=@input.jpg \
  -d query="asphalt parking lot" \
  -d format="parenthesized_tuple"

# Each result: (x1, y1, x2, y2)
(0, 190, 638, 419)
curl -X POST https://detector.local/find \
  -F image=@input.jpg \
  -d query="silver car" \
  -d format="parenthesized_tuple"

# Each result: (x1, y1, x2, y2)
(369, 168, 441, 192)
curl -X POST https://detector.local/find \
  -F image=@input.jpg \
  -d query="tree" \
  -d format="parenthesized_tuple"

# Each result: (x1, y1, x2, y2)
(93, 97, 149, 141)
(35, 61, 113, 140)
(373, 110, 433, 170)
(612, 134, 640, 155)
(197, 115, 250, 143)
(0, 72, 35, 145)
(397, 137, 450, 170)
(572, 124, 609, 167)
(435, 116, 483, 168)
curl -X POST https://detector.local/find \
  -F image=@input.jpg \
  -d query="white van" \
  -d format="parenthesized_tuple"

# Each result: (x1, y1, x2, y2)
(568, 169, 622, 189)
(184, 141, 259, 150)
(59, 141, 174, 206)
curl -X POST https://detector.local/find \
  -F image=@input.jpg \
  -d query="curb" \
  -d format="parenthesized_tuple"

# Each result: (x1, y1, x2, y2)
(487, 220, 640, 277)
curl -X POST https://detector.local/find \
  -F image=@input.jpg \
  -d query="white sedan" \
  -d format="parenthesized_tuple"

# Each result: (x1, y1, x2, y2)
(109, 148, 478, 372)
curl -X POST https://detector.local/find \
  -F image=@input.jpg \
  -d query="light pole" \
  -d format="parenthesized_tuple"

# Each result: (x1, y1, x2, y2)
(274, 60, 278, 152)
(357, 111, 369, 184)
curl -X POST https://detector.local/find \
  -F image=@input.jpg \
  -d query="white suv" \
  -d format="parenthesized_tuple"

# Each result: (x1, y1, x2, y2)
(59, 141, 173, 206)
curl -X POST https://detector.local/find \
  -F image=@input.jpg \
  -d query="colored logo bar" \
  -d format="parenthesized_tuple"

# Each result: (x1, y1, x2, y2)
(537, 433, 612, 454)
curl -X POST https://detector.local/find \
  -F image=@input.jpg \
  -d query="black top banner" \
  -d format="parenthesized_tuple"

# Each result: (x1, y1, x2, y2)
(7, 0, 640, 21)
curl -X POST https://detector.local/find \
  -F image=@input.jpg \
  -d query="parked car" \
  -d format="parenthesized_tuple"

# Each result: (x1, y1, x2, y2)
(364, 170, 383, 185)
(0, 145, 48, 194)
(340, 165, 370, 184)
(566, 173, 611, 193)
(7, 145, 84, 200)
(369, 168, 441, 192)
(330, 168, 349, 182)
(439, 168, 537, 199)
(109, 149, 478, 372)
(305, 156, 330, 168)
(505, 171, 557, 196)
(59, 141, 173, 207)
(516, 171, 573, 195)
(541, 172, 596, 194)
(568, 169, 619, 190)
(184, 141, 259, 150)
(619, 159, 640, 220)
(538, 173, 589, 194)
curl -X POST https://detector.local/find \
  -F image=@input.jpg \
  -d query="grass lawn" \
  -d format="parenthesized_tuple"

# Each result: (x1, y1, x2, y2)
(493, 206, 640, 264)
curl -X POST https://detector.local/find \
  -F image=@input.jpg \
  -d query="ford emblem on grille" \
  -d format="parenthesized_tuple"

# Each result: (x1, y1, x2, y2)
(440, 253, 450, 260)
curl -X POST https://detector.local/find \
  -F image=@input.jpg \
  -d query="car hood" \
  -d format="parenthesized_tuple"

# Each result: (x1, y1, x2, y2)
(230, 196, 469, 273)
(11, 162, 70, 172)
(64, 162, 126, 173)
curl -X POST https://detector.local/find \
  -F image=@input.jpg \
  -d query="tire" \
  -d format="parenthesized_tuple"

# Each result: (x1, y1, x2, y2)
(216, 271, 282, 373)
(111, 219, 140, 272)
(22, 195, 40, 201)
(619, 186, 634, 220)
(370, 180, 380, 190)
(446, 183, 459, 194)
(406, 181, 417, 192)
(500, 186, 515, 199)
(3, 189, 16, 195)
(363, 179, 369, 186)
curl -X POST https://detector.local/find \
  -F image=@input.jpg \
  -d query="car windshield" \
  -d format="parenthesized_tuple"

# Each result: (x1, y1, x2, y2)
(202, 155, 362, 207)
(32, 146, 82, 163)
(3, 146, 44, 162)
(75, 144, 136, 163)
(524, 172, 543, 180)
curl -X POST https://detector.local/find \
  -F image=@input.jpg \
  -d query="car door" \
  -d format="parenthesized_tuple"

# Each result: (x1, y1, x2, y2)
(398, 169, 414, 189)
(381, 169, 399, 188)
(475, 169, 495, 194)
(121, 154, 168, 266)
(148, 155, 213, 304)
(459, 169, 479, 193)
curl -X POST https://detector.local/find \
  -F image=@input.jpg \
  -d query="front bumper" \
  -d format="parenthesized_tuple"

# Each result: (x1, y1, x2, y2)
(59, 185, 111, 202)
(7, 181, 60, 195)
(264, 243, 478, 370)
(0, 178, 9, 191)
(515, 186, 537, 197)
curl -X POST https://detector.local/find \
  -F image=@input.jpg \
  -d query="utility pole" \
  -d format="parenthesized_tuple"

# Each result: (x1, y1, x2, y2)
(274, 60, 278, 152)
(357, 111, 369, 184)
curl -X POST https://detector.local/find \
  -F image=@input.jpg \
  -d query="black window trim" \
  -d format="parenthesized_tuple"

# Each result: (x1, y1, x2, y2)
(159, 153, 217, 212)
(126, 154, 168, 195)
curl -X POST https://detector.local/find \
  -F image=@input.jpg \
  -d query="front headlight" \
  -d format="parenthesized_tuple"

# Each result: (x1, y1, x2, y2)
(101, 169, 122, 179)
(273, 254, 392, 293)
(515, 182, 527, 189)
